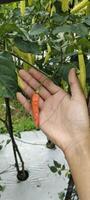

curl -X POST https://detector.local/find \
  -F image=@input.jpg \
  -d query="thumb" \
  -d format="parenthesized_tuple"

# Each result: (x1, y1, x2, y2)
(68, 68, 83, 99)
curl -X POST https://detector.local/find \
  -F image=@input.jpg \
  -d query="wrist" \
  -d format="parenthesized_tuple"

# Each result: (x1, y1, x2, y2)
(64, 133, 90, 161)
(65, 133, 90, 200)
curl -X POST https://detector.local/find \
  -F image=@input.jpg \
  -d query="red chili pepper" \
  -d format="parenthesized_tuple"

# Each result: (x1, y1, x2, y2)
(31, 92, 39, 129)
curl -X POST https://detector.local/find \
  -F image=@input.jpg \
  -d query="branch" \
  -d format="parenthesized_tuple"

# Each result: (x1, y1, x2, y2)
(10, 52, 50, 77)
(5, 98, 25, 173)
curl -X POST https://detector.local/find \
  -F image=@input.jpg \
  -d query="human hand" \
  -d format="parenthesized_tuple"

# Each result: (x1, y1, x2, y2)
(17, 68, 90, 154)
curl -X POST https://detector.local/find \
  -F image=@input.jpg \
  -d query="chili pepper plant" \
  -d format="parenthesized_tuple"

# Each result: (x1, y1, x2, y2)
(0, 0, 90, 199)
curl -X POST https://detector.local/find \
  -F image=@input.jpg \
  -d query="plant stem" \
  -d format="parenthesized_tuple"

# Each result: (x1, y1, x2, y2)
(65, 174, 75, 200)
(5, 97, 25, 174)
(10, 52, 50, 77)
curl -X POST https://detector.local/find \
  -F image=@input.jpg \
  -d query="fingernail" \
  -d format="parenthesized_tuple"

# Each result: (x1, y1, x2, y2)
(16, 92, 21, 97)
(19, 69, 25, 75)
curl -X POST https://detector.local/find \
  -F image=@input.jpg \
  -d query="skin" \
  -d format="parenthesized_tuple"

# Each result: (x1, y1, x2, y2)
(17, 67, 90, 200)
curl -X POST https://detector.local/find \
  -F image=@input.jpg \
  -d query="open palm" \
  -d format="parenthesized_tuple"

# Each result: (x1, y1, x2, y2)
(17, 68, 90, 153)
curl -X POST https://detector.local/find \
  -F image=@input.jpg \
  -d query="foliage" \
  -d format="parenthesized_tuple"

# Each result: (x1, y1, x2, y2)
(13, 115, 35, 133)
(0, 184, 5, 192)
(49, 160, 78, 200)
(0, 177, 5, 196)
(0, 0, 90, 99)
(0, 1, 90, 198)
(0, 52, 18, 98)
(49, 160, 68, 176)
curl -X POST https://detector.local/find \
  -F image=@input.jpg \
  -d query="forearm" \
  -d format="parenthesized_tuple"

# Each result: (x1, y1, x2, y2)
(65, 134, 90, 200)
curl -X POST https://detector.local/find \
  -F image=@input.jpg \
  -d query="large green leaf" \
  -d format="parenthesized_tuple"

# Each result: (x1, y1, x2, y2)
(30, 24, 48, 36)
(0, 23, 22, 38)
(0, 51, 18, 98)
(71, 24, 88, 37)
(78, 38, 90, 51)
(14, 36, 41, 54)
(53, 23, 88, 36)
(53, 25, 71, 35)
(84, 16, 90, 26)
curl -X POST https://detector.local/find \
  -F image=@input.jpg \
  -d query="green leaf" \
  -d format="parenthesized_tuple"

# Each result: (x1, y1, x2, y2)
(14, 132, 21, 138)
(0, 23, 22, 38)
(66, 45, 75, 54)
(5, 139, 11, 146)
(78, 38, 90, 50)
(0, 51, 18, 98)
(58, 170, 61, 175)
(84, 16, 90, 26)
(0, 185, 5, 192)
(53, 25, 71, 35)
(58, 192, 65, 200)
(0, 51, 13, 62)
(53, 23, 88, 36)
(52, 14, 67, 24)
(61, 165, 65, 171)
(65, 171, 70, 178)
(49, 166, 57, 173)
(14, 37, 41, 55)
(30, 24, 48, 36)
(53, 160, 61, 168)
(72, 23, 88, 37)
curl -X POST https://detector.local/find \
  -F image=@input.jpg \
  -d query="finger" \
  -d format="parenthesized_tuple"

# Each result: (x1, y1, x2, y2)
(16, 92, 31, 113)
(68, 68, 84, 99)
(18, 79, 44, 109)
(19, 70, 51, 100)
(29, 68, 60, 94)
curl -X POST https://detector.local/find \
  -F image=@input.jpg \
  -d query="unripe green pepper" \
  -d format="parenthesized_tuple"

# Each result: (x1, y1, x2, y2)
(78, 48, 87, 97)
(71, 0, 88, 14)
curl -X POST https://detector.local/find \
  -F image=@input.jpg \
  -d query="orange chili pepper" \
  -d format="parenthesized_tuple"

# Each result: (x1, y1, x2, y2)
(31, 92, 39, 129)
